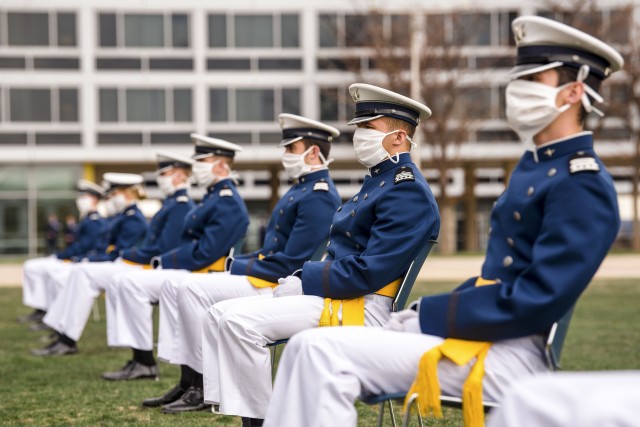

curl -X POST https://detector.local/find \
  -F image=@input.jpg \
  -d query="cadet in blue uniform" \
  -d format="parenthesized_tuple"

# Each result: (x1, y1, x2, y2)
(102, 135, 249, 382)
(202, 84, 439, 425)
(20, 180, 107, 325)
(263, 16, 623, 427)
(142, 114, 342, 413)
(34, 173, 149, 356)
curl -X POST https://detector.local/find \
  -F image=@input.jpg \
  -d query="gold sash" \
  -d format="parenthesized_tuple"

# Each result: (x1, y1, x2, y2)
(121, 259, 152, 270)
(318, 278, 402, 327)
(193, 257, 226, 273)
(403, 277, 496, 427)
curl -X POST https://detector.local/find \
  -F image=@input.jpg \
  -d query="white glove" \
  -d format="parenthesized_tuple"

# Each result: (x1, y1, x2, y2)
(273, 276, 303, 298)
(384, 309, 421, 334)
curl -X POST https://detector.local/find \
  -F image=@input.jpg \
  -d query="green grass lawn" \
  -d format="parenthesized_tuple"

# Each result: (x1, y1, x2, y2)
(0, 279, 639, 426)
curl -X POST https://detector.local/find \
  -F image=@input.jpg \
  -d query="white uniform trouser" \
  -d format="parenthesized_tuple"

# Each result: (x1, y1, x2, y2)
(22, 256, 59, 310)
(263, 327, 547, 427)
(171, 273, 273, 372)
(43, 261, 140, 341)
(202, 294, 393, 419)
(488, 371, 640, 427)
(108, 269, 191, 352)
(43, 262, 76, 310)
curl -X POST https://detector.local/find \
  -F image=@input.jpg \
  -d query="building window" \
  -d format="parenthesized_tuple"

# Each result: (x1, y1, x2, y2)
(209, 87, 300, 122)
(318, 86, 354, 125)
(124, 15, 165, 47)
(98, 12, 190, 48)
(5, 88, 78, 123)
(126, 89, 166, 121)
(207, 13, 300, 48)
(98, 88, 192, 123)
(2, 12, 77, 47)
(319, 13, 407, 48)
(453, 13, 491, 46)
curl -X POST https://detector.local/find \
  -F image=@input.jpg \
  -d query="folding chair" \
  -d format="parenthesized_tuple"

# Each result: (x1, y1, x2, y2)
(360, 304, 577, 427)
(268, 239, 437, 378)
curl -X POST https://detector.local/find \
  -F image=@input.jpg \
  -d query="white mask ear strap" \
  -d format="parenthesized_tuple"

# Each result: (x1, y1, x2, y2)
(577, 65, 605, 117)
(317, 150, 333, 168)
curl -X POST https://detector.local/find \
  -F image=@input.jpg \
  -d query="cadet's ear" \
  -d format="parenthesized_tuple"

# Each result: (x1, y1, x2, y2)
(562, 82, 585, 106)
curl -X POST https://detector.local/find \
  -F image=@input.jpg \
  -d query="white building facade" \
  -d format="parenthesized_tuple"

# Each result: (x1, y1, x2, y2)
(0, 0, 637, 254)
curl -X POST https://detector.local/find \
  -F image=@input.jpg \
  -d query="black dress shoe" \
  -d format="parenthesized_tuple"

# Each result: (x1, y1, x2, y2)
(29, 322, 51, 332)
(242, 417, 264, 427)
(17, 310, 45, 324)
(161, 387, 211, 413)
(31, 340, 78, 356)
(142, 384, 186, 408)
(101, 360, 159, 381)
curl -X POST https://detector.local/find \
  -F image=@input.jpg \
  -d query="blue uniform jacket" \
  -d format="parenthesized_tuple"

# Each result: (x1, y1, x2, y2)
(160, 179, 249, 271)
(56, 211, 106, 260)
(419, 133, 620, 341)
(121, 189, 195, 264)
(230, 169, 341, 282)
(87, 204, 148, 262)
(301, 153, 440, 299)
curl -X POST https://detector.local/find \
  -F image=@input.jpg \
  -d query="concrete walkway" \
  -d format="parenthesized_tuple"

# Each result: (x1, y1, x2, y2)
(418, 253, 640, 282)
(1, 254, 639, 288)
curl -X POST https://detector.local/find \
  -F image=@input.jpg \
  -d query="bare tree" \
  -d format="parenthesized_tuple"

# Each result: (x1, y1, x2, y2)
(364, 10, 480, 254)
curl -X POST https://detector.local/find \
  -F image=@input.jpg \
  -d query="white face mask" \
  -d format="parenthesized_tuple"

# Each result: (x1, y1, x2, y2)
(156, 174, 176, 196)
(281, 146, 329, 179)
(192, 160, 234, 188)
(192, 161, 216, 189)
(75, 196, 95, 217)
(352, 128, 415, 169)
(112, 193, 129, 214)
(505, 80, 572, 149)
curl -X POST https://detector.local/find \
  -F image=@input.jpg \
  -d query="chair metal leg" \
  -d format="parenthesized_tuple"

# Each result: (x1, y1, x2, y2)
(388, 399, 397, 427)
(92, 299, 100, 322)
(403, 393, 423, 427)
(270, 345, 277, 378)
(376, 402, 385, 427)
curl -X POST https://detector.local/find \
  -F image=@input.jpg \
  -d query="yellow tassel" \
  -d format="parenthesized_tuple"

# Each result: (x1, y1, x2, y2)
(319, 299, 332, 327)
(330, 300, 341, 326)
(462, 344, 490, 427)
(403, 347, 443, 418)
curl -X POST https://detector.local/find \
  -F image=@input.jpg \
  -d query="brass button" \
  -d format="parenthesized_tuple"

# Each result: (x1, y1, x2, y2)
(353, 196, 358, 202)
(513, 211, 521, 221)
(527, 186, 535, 196)
(289, 196, 294, 202)
(350, 210, 355, 217)
(345, 231, 351, 238)
(337, 206, 342, 212)
(503, 256, 513, 267)
(302, 187, 307, 192)
(279, 209, 284, 215)
(379, 181, 385, 187)
(548, 168, 557, 177)
(507, 237, 515, 247)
